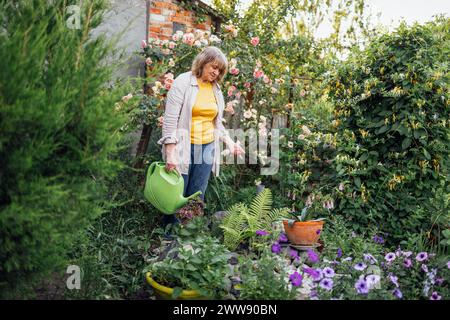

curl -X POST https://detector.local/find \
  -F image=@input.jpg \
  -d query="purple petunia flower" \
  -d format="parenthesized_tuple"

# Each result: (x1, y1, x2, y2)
(289, 249, 299, 260)
(363, 253, 378, 264)
(355, 278, 369, 295)
(319, 278, 334, 291)
(435, 278, 444, 286)
(416, 252, 428, 262)
(337, 248, 343, 259)
(271, 242, 282, 254)
(389, 274, 399, 287)
(310, 290, 318, 300)
(289, 271, 303, 287)
(403, 258, 412, 268)
(303, 267, 322, 281)
(385, 252, 396, 263)
(402, 251, 413, 258)
(373, 235, 385, 244)
(447, 261, 450, 269)
(256, 230, 269, 236)
(430, 291, 441, 300)
(342, 256, 353, 262)
(316, 229, 321, 235)
(393, 289, 403, 299)
(354, 262, 367, 271)
(366, 275, 380, 289)
(421, 264, 429, 273)
(278, 233, 288, 243)
(323, 267, 335, 278)
(307, 249, 319, 264)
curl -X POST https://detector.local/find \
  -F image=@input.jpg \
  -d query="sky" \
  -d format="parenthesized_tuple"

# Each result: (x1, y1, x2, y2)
(203, 0, 450, 38)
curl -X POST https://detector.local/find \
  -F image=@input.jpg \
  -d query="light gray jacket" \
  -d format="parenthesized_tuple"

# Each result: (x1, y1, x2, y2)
(157, 71, 230, 177)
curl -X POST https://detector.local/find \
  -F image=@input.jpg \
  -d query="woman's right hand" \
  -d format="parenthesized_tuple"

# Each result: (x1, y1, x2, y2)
(165, 143, 178, 173)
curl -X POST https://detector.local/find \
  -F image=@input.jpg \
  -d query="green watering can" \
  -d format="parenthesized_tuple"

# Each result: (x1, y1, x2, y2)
(144, 162, 202, 215)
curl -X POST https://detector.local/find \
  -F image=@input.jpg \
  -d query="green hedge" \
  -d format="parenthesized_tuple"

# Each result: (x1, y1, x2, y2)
(327, 18, 450, 243)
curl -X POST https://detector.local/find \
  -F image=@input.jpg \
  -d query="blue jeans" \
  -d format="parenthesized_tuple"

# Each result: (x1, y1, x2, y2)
(163, 141, 214, 227)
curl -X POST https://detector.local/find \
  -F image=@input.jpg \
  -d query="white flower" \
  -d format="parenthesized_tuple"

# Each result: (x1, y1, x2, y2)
(209, 35, 221, 43)
(194, 40, 202, 47)
(121, 93, 133, 102)
(243, 110, 253, 119)
(302, 125, 312, 136)
(169, 58, 175, 67)
(287, 141, 294, 148)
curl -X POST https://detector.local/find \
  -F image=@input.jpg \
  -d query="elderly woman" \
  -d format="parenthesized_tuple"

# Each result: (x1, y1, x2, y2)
(158, 46, 244, 228)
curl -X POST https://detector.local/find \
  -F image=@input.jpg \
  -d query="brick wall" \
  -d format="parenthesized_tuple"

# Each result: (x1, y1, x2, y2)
(148, 0, 216, 40)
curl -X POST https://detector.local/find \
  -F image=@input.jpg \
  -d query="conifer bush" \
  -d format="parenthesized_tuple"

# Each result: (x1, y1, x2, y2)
(0, 0, 127, 295)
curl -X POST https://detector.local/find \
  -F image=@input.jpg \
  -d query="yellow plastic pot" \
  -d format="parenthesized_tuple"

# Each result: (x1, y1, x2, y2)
(146, 272, 203, 300)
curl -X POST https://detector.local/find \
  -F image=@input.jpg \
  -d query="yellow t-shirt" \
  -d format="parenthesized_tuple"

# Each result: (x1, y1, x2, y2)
(190, 80, 218, 144)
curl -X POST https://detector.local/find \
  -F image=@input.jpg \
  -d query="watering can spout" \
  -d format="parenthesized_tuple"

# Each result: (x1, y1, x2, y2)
(186, 191, 202, 201)
(143, 162, 203, 215)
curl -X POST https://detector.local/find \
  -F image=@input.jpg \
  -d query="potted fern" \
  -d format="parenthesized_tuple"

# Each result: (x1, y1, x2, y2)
(282, 207, 325, 246)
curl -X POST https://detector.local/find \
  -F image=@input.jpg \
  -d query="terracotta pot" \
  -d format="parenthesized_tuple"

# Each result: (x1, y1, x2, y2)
(283, 220, 324, 245)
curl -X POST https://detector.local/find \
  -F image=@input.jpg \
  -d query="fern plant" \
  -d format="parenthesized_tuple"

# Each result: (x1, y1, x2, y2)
(220, 188, 290, 251)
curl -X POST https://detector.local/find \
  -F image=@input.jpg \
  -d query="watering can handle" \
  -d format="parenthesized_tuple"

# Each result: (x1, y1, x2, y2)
(147, 161, 158, 177)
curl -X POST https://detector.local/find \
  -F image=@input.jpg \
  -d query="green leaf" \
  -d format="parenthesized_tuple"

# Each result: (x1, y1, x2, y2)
(172, 287, 183, 299)
(442, 229, 450, 238)
(397, 125, 409, 136)
(402, 137, 412, 150)
(423, 148, 431, 160)
(354, 177, 361, 188)
(376, 125, 390, 134)
(414, 128, 427, 140)
(359, 153, 369, 162)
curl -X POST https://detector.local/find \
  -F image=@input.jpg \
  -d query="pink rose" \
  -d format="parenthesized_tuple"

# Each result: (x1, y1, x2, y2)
(165, 73, 174, 80)
(141, 40, 147, 49)
(164, 83, 172, 90)
(227, 86, 236, 96)
(168, 41, 176, 49)
(244, 82, 251, 89)
(145, 57, 152, 65)
(182, 33, 195, 46)
(225, 102, 235, 114)
(250, 37, 260, 46)
(230, 68, 240, 75)
(263, 75, 270, 84)
(253, 69, 264, 79)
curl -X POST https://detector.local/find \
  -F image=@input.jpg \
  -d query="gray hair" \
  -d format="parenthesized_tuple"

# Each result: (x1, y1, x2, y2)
(191, 46, 228, 82)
